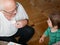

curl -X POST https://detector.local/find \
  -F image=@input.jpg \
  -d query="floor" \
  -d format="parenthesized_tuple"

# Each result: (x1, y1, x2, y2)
(16, 0, 60, 45)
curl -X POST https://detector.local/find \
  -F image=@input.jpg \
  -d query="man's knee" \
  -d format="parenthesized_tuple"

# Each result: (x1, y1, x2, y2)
(23, 25, 35, 36)
(18, 25, 35, 38)
(18, 25, 35, 43)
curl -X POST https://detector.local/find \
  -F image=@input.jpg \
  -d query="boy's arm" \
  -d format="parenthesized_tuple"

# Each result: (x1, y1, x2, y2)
(41, 34, 47, 39)
(39, 27, 50, 43)
(44, 27, 50, 37)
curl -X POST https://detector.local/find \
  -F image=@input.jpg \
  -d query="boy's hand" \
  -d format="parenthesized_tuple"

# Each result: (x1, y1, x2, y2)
(39, 37, 44, 43)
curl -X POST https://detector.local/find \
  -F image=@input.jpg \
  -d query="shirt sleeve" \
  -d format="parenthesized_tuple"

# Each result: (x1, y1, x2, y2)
(44, 27, 50, 37)
(15, 2, 29, 21)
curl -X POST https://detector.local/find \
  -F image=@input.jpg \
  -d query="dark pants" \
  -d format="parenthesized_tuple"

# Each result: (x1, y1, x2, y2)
(0, 25, 35, 45)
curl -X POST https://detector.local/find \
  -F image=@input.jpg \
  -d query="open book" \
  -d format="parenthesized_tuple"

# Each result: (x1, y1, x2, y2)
(7, 42, 22, 45)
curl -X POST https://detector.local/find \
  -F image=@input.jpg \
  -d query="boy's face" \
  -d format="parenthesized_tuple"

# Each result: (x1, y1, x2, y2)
(47, 18, 53, 28)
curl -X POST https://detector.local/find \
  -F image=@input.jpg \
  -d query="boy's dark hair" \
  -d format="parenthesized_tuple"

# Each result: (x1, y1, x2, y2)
(49, 13, 60, 29)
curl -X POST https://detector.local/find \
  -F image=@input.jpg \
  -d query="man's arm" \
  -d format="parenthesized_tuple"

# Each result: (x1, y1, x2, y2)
(15, 2, 29, 28)
(15, 19, 28, 28)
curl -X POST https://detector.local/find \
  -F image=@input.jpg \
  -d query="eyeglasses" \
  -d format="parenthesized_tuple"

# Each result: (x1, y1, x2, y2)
(2, 3, 19, 14)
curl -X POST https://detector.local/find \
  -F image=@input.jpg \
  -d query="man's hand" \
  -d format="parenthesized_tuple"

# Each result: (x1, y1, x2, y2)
(14, 19, 28, 28)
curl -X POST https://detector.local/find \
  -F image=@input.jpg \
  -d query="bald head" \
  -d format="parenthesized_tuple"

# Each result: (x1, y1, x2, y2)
(0, 0, 16, 12)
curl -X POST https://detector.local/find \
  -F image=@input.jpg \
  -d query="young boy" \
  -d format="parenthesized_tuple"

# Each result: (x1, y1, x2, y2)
(39, 13, 60, 45)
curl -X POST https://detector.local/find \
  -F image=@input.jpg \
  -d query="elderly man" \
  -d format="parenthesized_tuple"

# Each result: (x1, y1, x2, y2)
(0, 0, 34, 45)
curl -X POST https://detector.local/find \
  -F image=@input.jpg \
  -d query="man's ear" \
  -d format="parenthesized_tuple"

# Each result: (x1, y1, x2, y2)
(0, 4, 4, 10)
